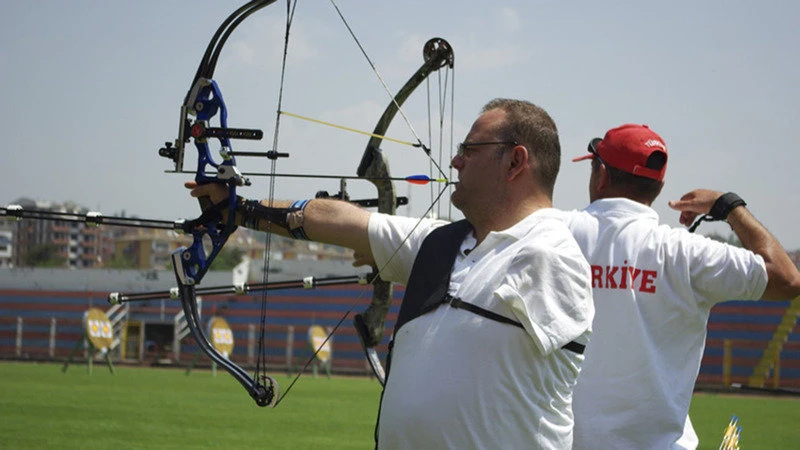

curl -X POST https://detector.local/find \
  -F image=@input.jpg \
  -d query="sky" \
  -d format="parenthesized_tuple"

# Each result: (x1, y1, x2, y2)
(2, 0, 799, 250)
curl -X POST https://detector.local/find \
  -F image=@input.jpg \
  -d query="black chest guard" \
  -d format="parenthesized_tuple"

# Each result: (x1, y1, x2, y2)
(391, 219, 585, 354)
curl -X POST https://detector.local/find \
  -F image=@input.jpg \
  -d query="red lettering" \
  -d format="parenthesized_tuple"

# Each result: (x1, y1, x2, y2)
(591, 265, 603, 288)
(629, 267, 642, 286)
(605, 265, 619, 288)
(640, 270, 657, 293)
(590, 264, 657, 293)
(619, 265, 628, 289)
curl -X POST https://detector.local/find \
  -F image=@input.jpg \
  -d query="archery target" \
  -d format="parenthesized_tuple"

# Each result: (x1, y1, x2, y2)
(84, 308, 114, 352)
(308, 325, 331, 363)
(208, 317, 234, 358)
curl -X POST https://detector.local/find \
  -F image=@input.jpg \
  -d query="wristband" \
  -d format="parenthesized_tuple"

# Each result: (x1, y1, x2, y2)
(236, 196, 306, 234)
(687, 192, 747, 233)
(708, 192, 746, 221)
(241, 198, 263, 230)
(287, 199, 312, 240)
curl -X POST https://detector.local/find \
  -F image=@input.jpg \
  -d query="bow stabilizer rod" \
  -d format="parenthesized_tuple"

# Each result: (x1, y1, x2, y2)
(108, 273, 372, 304)
(1, 205, 184, 231)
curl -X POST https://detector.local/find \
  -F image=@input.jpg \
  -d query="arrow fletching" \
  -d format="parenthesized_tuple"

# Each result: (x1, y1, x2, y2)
(404, 174, 448, 185)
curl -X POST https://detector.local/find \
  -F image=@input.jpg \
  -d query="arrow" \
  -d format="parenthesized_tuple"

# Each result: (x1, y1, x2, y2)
(166, 170, 451, 185)
(280, 110, 424, 148)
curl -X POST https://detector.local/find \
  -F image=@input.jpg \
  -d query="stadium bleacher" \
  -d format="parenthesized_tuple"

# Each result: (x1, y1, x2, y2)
(2, 286, 798, 389)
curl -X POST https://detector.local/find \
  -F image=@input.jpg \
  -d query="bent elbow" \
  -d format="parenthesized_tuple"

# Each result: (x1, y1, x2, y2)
(762, 269, 800, 301)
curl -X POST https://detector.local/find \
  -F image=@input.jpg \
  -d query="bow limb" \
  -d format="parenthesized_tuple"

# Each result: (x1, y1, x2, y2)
(354, 38, 454, 384)
(172, 260, 278, 407)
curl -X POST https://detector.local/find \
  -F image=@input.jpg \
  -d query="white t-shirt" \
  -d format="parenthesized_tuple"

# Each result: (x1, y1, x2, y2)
(565, 198, 767, 450)
(369, 209, 594, 450)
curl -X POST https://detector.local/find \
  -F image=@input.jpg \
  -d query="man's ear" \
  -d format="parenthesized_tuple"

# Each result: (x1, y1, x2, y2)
(506, 145, 529, 181)
(595, 163, 611, 192)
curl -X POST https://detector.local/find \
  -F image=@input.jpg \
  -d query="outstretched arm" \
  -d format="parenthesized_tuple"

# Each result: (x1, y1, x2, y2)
(186, 181, 373, 259)
(669, 189, 800, 300)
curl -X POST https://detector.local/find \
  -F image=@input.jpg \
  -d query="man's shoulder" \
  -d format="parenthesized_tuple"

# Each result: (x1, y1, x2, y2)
(370, 213, 450, 236)
(518, 210, 591, 266)
(522, 208, 580, 241)
(561, 208, 597, 228)
(427, 219, 472, 236)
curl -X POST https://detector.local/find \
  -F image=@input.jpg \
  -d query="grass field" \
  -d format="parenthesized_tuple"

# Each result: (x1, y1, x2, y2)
(2, 361, 798, 449)
(690, 392, 799, 449)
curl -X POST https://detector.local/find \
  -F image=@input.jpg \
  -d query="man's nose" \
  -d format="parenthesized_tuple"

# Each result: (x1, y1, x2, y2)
(451, 154, 464, 170)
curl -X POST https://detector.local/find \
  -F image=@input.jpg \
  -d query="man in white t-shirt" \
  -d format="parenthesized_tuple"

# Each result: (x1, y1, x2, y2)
(188, 99, 594, 448)
(566, 123, 800, 449)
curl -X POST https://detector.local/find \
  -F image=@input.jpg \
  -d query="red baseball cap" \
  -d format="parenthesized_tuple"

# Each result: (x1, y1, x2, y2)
(572, 124, 668, 181)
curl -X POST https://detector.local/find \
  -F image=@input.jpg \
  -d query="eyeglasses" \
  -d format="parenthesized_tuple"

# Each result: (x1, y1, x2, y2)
(587, 137, 607, 166)
(456, 140, 518, 158)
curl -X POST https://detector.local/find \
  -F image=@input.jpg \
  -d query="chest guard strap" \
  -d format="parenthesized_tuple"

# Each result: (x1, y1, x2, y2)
(393, 220, 473, 335)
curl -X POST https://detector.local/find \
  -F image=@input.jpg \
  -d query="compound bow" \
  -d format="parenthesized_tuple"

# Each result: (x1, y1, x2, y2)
(129, 0, 454, 405)
(0, 1, 457, 407)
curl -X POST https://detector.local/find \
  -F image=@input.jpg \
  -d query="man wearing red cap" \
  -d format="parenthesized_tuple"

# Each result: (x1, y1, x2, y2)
(567, 124, 800, 449)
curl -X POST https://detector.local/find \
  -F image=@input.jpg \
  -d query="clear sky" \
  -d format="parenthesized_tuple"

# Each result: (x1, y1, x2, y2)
(2, 1, 799, 249)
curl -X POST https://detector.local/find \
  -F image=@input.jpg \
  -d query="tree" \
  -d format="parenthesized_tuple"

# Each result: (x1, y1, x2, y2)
(24, 244, 64, 267)
(209, 247, 244, 271)
(107, 252, 138, 269)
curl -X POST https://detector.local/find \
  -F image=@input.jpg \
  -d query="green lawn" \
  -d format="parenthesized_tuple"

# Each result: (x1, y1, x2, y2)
(1, 361, 798, 449)
(690, 392, 799, 449)
(1, 361, 382, 449)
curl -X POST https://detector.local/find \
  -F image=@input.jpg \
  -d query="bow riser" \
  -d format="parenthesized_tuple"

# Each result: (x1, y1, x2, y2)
(180, 81, 239, 285)
(191, 79, 254, 187)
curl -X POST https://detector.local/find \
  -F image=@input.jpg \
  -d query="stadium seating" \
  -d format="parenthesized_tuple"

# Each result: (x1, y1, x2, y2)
(2, 287, 797, 389)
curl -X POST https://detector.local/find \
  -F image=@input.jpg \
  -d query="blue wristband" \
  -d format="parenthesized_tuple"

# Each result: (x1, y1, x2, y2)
(288, 199, 311, 240)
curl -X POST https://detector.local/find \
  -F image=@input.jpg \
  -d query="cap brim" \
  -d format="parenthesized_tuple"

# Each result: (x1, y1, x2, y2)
(571, 153, 594, 163)
(572, 138, 603, 163)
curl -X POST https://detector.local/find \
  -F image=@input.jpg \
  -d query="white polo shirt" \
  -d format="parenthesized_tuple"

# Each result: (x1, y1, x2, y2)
(368, 209, 593, 450)
(564, 198, 767, 450)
